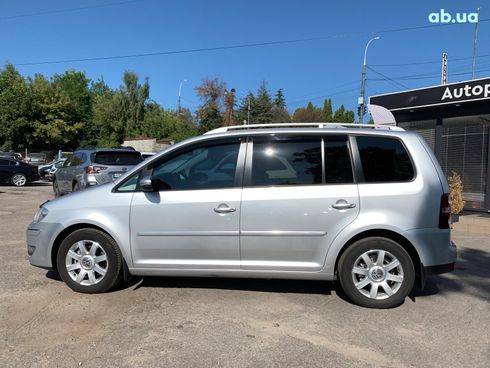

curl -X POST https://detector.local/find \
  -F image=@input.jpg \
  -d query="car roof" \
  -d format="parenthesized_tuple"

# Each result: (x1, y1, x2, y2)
(75, 148, 141, 153)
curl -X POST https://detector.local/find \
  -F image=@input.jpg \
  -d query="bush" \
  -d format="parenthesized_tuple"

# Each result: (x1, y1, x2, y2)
(448, 171, 465, 214)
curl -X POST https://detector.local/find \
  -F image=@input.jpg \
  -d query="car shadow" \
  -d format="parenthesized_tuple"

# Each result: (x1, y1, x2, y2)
(131, 276, 334, 295)
(415, 246, 490, 301)
(45, 246, 489, 302)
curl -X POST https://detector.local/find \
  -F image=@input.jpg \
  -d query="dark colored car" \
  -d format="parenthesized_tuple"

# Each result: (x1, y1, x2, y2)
(0, 151, 23, 161)
(0, 157, 39, 186)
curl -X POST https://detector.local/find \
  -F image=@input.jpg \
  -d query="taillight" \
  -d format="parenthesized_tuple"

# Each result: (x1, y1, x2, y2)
(439, 193, 451, 229)
(32, 167, 38, 174)
(85, 165, 108, 174)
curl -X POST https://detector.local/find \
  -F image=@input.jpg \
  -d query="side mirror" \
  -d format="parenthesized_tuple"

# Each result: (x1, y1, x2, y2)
(139, 176, 155, 192)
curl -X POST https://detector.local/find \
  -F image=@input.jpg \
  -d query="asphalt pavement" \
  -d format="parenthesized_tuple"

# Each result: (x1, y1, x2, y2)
(0, 183, 488, 367)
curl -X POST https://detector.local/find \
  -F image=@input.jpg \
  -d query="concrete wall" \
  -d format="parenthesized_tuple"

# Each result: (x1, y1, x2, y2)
(123, 138, 173, 153)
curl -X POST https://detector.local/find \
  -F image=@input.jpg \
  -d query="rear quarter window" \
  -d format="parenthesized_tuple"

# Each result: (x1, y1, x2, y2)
(356, 136, 415, 183)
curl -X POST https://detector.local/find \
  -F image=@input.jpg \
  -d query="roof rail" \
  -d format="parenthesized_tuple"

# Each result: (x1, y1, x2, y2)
(205, 122, 404, 134)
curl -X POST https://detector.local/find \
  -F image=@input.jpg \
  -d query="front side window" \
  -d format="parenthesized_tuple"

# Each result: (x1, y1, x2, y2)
(150, 142, 240, 191)
(356, 136, 415, 183)
(251, 139, 322, 186)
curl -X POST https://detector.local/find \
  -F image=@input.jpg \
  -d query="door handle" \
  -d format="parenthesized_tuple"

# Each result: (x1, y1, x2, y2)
(332, 200, 356, 210)
(214, 204, 236, 214)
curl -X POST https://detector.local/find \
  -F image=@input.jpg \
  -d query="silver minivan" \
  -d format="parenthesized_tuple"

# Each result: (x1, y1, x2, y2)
(27, 124, 457, 308)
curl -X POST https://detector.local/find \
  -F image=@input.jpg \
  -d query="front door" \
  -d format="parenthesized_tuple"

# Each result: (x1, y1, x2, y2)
(240, 135, 359, 271)
(130, 138, 245, 269)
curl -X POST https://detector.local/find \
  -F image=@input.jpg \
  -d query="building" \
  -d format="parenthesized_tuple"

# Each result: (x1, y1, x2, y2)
(122, 138, 174, 153)
(369, 77, 490, 212)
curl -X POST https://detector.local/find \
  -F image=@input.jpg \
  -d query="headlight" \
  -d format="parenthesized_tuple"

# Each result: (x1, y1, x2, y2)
(33, 207, 49, 223)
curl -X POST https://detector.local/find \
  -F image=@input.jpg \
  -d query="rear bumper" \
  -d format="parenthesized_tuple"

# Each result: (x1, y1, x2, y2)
(424, 262, 456, 275)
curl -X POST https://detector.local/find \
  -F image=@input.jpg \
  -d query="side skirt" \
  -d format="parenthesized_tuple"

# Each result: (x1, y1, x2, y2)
(128, 268, 333, 281)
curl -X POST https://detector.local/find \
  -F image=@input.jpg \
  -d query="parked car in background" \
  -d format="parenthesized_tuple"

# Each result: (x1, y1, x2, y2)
(26, 152, 48, 166)
(39, 158, 66, 180)
(0, 151, 23, 161)
(28, 123, 457, 308)
(141, 152, 156, 160)
(53, 148, 143, 197)
(0, 157, 39, 186)
(46, 159, 67, 181)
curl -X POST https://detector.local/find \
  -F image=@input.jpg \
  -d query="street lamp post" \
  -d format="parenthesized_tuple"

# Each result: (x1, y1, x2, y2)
(358, 37, 380, 124)
(178, 79, 187, 113)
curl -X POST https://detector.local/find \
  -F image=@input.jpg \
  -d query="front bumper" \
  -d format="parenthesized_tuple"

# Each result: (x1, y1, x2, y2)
(27, 222, 63, 269)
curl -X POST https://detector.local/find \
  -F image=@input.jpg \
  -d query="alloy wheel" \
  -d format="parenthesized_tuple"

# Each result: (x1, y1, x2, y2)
(65, 240, 109, 286)
(351, 249, 404, 300)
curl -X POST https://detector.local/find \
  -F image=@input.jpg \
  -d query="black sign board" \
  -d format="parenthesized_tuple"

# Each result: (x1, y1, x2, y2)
(369, 77, 490, 111)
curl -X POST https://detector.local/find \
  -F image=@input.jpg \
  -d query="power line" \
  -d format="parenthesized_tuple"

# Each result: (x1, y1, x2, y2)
(0, 0, 144, 21)
(12, 18, 490, 66)
(14, 36, 352, 66)
(366, 66, 409, 89)
(288, 87, 359, 105)
(374, 18, 490, 34)
(368, 67, 490, 82)
(287, 81, 359, 102)
(371, 53, 490, 67)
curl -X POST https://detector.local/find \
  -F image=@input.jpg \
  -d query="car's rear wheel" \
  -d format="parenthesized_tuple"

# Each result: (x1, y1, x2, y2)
(338, 237, 415, 309)
(56, 228, 122, 293)
(11, 173, 27, 187)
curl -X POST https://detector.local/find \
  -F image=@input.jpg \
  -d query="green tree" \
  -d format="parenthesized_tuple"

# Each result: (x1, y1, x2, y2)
(0, 64, 32, 151)
(195, 77, 225, 133)
(223, 88, 236, 126)
(119, 71, 150, 136)
(333, 104, 355, 123)
(236, 92, 255, 124)
(292, 102, 324, 122)
(271, 88, 290, 123)
(322, 98, 333, 121)
(254, 82, 274, 124)
(29, 74, 83, 149)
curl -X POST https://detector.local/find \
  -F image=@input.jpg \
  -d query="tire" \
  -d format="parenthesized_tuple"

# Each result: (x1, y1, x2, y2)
(338, 237, 415, 309)
(53, 180, 61, 198)
(73, 182, 81, 192)
(56, 228, 123, 293)
(10, 173, 27, 187)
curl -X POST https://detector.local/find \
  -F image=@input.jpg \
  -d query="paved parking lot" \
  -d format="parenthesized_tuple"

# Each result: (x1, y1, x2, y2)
(0, 184, 489, 367)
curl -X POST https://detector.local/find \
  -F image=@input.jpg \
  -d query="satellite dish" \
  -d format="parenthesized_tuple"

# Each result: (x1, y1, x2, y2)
(368, 104, 397, 126)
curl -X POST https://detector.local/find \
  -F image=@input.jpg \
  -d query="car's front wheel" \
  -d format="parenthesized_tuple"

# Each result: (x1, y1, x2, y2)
(338, 237, 415, 308)
(56, 228, 122, 293)
(11, 173, 27, 187)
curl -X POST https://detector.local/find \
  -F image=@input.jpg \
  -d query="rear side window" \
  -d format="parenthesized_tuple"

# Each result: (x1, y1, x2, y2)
(356, 136, 415, 183)
(70, 153, 84, 166)
(325, 139, 354, 184)
(93, 152, 142, 166)
(251, 139, 322, 186)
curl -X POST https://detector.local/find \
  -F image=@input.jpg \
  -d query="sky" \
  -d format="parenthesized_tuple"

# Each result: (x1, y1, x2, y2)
(1, 0, 488, 115)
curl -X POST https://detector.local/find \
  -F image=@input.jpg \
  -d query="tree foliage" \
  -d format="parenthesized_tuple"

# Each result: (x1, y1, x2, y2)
(0, 64, 357, 151)
(292, 99, 355, 123)
(0, 64, 196, 151)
